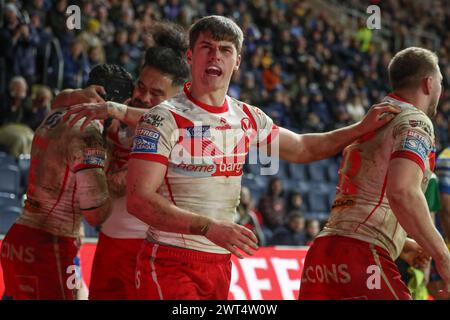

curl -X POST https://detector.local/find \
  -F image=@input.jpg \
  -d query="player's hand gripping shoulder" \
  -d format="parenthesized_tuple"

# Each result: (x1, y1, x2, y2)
(356, 102, 401, 134)
(63, 100, 144, 131)
(202, 218, 259, 259)
(52, 85, 106, 109)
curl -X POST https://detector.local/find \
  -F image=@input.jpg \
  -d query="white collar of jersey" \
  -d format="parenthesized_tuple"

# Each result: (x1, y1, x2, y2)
(382, 93, 416, 111)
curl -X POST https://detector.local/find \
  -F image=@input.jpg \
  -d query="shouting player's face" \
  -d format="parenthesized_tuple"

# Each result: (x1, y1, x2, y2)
(187, 32, 241, 93)
(131, 66, 179, 109)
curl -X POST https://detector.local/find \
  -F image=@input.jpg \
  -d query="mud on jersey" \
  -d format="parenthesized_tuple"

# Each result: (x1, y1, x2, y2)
(16, 109, 108, 237)
(130, 84, 278, 254)
(100, 121, 148, 239)
(319, 94, 435, 259)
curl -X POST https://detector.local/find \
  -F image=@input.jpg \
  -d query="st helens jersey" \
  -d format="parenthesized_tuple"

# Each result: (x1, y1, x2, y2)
(319, 94, 436, 259)
(16, 109, 109, 237)
(100, 120, 148, 239)
(130, 84, 278, 254)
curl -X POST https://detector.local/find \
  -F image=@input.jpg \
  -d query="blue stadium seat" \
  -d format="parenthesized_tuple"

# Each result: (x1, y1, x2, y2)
(273, 160, 289, 179)
(288, 163, 308, 181)
(327, 162, 339, 182)
(305, 212, 330, 221)
(0, 206, 22, 234)
(307, 162, 327, 182)
(307, 192, 330, 213)
(18, 154, 31, 188)
(328, 191, 336, 209)
(0, 152, 16, 167)
(0, 194, 22, 209)
(310, 182, 337, 195)
(0, 165, 21, 197)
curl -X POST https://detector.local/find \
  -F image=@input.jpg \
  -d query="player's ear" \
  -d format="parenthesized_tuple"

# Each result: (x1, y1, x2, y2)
(234, 54, 241, 72)
(187, 49, 193, 65)
(422, 76, 433, 95)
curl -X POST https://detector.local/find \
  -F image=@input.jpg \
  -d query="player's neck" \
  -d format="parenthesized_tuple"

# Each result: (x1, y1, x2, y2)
(391, 90, 428, 114)
(189, 82, 227, 107)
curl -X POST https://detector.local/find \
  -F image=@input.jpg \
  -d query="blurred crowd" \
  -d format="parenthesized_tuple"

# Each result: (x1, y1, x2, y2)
(0, 0, 449, 246)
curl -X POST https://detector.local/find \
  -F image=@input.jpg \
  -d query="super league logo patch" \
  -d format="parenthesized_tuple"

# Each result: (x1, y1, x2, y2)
(132, 129, 160, 153)
(404, 132, 430, 161)
(83, 148, 105, 166)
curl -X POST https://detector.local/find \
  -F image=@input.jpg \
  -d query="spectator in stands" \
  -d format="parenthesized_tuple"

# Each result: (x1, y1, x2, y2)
(88, 45, 105, 67)
(77, 19, 104, 56)
(0, 3, 40, 87)
(46, 0, 74, 46)
(63, 40, 90, 88)
(105, 28, 129, 65)
(23, 0, 48, 22)
(128, 27, 143, 64)
(269, 211, 307, 246)
(97, 5, 116, 45)
(235, 186, 266, 246)
(287, 191, 307, 213)
(27, 85, 52, 130)
(304, 219, 321, 245)
(258, 177, 287, 231)
(0, 122, 34, 158)
(30, 11, 52, 84)
(0, 76, 33, 126)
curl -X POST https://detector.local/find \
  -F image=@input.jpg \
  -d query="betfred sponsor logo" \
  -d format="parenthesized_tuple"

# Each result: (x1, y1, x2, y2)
(135, 128, 160, 140)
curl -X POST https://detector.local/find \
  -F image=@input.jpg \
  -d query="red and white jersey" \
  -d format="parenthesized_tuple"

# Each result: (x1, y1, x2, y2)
(319, 94, 436, 259)
(100, 121, 148, 239)
(130, 84, 278, 254)
(17, 109, 108, 237)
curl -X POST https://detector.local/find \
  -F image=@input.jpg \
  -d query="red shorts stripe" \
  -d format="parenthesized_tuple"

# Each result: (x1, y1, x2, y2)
(135, 242, 231, 300)
(0, 223, 78, 300)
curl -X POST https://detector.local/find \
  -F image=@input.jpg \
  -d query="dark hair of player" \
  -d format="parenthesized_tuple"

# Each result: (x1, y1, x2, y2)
(388, 47, 439, 91)
(86, 64, 134, 103)
(144, 22, 190, 87)
(188, 15, 244, 54)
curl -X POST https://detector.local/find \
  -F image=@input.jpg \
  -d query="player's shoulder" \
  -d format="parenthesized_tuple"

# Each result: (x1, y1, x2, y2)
(391, 107, 434, 136)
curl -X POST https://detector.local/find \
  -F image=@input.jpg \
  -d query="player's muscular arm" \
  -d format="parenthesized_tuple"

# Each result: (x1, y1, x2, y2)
(279, 103, 400, 163)
(77, 168, 112, 226)
(386, 158, 450, 293)
(52, 85, 106, 109)
(63, 101, 146, 131)
(126, 159, 258, 258)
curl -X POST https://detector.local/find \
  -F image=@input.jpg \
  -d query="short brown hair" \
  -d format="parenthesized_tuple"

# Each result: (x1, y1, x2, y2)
(388, 47, 439, 90)
(189, 15, 244, 53)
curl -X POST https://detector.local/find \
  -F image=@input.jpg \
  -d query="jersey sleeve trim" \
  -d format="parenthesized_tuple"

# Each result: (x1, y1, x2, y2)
(390, 150, 425, 173)
(129, 153, 169, 165)
(261, 124, 280, 146)
(73, 164, 104, 172)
